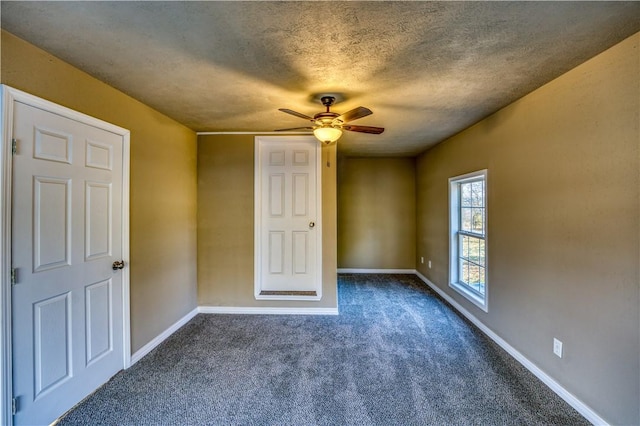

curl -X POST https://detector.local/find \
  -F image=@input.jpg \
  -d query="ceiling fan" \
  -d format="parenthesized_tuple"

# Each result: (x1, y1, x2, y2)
(275, 96, 384, 145)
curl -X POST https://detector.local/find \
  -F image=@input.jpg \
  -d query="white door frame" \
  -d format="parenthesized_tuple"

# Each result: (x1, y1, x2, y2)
(0, 85, 131, 425)
(254, 135, 322, 301)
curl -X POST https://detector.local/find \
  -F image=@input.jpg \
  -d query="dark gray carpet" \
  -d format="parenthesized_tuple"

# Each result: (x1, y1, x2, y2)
(59, 274, 588, 425)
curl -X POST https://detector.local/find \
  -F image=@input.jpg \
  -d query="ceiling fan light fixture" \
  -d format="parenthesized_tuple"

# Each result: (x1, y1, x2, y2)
(313, 126, 342, 144)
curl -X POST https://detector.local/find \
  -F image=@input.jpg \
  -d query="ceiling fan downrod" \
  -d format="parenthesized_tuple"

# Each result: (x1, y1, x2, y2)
(320, 96, 336, 112)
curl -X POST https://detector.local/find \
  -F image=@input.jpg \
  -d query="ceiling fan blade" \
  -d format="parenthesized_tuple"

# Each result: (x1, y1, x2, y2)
(278, 108, 315, 121)
(336, 106, 372, 123)
(274, 127, 314, 132)
(343, 125, 385, 134)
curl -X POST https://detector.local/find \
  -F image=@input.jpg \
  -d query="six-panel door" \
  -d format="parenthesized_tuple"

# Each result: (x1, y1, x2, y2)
(11, 101, 125, 425)
(257, 137, 321, 298)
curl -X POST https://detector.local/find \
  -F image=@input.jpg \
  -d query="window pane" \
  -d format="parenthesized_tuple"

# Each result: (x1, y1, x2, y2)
(461, 234, 468, 259)
(469, 263, 480, 285)
(471, 181, 483, 207)
(461, 259, 469, 284)
(461, 208, 472, 232)
(479, 239, 486, 266)
(461, 183, 472, 207)
(472, 208, 484, 234)
(470, 237, 480, 263)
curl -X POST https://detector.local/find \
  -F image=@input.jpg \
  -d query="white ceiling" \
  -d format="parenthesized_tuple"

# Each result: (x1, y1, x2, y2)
(2, 1, 639, 156)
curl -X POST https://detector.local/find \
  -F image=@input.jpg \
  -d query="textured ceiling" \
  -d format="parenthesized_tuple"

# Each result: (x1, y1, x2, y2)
(2, 1, 639, 156)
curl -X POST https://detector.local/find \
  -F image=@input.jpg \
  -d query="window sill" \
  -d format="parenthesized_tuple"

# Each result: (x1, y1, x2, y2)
(449, 282, 488, 312)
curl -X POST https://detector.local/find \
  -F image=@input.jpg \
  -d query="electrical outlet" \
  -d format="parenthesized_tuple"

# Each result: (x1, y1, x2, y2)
(420, 257, 424, 264)
(428, 260, 432, 269)
(553, 338, 563, 358)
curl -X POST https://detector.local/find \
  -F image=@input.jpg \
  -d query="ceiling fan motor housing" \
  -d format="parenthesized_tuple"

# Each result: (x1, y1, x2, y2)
(314, 112, 341, 123)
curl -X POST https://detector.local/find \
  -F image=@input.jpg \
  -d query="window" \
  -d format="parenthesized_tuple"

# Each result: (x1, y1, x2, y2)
(449, 170, 488, 311)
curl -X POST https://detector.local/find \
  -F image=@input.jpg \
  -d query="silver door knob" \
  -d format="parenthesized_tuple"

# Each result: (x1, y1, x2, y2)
(112, 260, 125, 270)
(309, 221, 315, 228)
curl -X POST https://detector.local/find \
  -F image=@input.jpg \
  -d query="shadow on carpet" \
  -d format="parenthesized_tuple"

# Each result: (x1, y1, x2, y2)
(58, 274, 588, 425)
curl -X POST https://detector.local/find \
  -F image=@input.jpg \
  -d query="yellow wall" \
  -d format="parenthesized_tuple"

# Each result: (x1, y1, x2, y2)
(338, 157, 416, 269)
(197, 134, 337, 308)
(1, 31, 199, 352)
(416, 33, 639, 425)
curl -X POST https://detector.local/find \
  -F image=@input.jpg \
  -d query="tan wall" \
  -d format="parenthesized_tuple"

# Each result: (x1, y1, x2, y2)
(338, 157, 416, 269)
(197, 135, 337, 308)
(416, 33, 639, 425)
(1, 31, 199, 353)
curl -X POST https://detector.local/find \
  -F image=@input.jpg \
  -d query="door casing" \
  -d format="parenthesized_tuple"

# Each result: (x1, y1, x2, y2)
(0, 85, 131, 425)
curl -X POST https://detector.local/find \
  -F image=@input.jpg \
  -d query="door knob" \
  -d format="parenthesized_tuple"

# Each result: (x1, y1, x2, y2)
(309, 221, 315, 228)
(112, 260, 125, 270)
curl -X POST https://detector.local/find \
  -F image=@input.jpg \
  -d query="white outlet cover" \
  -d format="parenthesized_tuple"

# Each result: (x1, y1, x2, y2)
(428, 260, 432, 268)
(553, 338, 563, 358)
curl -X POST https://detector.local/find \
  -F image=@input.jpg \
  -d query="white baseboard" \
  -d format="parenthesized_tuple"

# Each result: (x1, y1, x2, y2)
(414, 271, 608, 426)
(129, 306, 338, 367)
(337, 268, 417, 274)
(198, 306, 339, 315)
(129, 304, 338, 366)
(130, 307, 198, 366)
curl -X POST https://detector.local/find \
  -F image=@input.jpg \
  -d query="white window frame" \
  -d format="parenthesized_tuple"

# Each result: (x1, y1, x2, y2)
(449, 169, 488, 312)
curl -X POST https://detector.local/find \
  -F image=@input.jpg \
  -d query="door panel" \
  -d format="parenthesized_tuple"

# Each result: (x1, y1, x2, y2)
(85, 140, 113, 170)
(33, 292, 71, 398)
(269, 231, 285, 274)
(11, 100, 125, 425)
(85, 279, 112, 365)
(292, 231, 308, 274)
(85, 181, 112, 259)
(256, 137, 321, 298)
(33, 127, 72, 164)
(269, 174, 284, 217)
(33, 177, 71, 271)
(292, 174, 308, 216)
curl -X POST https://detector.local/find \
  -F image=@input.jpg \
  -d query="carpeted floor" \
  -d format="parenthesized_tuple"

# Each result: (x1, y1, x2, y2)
(59, 274, 588, 425)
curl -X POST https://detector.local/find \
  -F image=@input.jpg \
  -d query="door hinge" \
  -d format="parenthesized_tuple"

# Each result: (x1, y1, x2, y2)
(10, 268, 17, 286)
(11, 397, 17, 415)
(11, 139, 17, 156)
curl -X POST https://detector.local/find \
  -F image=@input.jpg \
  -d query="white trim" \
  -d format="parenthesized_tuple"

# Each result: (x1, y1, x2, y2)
(198, 306, 339, 316)
(254, 136, 322, 301)
(0, 85, 15, 426)
(121, 133, 131, 368)
(4, 88, 129, 135)
(197, 131, 312, 136)
(337, 268, 416, 274)
(130, 305, 338, 366)
(414, 271, 608, 426)
(0, 86, 131, 424)
(130, 308, 198, 366)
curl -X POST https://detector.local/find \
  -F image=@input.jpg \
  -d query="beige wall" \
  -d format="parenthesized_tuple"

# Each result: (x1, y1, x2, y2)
(1, 31, 199, 353)
(338, 157, 416, 269)
(416, 33, 639, 425)
(197, 135, 337, 308)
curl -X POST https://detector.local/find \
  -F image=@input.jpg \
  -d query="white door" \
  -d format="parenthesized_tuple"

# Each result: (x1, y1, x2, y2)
(255, 136, 322, 300)
(11, 100, 126, 425)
